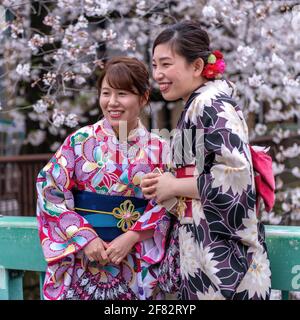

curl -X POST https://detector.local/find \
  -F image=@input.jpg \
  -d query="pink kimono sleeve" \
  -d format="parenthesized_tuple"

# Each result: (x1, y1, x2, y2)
(36, 134, 98, 265)
(130, 199, 170, 265)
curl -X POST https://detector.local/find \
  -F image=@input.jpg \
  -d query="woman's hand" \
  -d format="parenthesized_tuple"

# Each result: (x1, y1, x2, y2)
(105, 231, 140, 265)
(83, 237, 109, 264)
(141, 172, 161, 200)
(143, 173, 200, 203)
(151, 172, 178, 203)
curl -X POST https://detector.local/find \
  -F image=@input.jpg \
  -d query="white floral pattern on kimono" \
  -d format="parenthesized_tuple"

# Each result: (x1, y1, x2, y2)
(172, 79, 271, 300)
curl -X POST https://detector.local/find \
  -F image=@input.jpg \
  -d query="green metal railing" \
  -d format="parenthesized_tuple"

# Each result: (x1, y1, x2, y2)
(0, 216, 46, 299)
(264, 225, 300, 299)
(1, 216, 300, 300)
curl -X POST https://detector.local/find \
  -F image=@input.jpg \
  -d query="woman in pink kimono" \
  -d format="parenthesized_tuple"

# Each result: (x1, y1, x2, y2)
(36, 57, 170, 300)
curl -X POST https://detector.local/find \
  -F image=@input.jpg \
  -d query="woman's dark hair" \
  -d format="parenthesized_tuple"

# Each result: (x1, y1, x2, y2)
(152, 20, 211, 65)
(97, 56, 150, 100)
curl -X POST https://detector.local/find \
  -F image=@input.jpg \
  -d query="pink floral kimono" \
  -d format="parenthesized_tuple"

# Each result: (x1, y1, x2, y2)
(36, 118, 170, 300)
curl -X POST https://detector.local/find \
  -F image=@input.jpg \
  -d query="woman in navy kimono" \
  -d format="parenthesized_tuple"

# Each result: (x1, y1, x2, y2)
(141, 21, 271, 300)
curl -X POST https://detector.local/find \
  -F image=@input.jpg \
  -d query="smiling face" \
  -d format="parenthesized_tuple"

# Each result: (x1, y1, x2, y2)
(152, 43, 205, 102)
(99, 77, 147, 134)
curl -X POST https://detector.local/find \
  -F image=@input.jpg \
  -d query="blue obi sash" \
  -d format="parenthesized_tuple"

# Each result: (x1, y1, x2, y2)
(73, 190, 148, 242)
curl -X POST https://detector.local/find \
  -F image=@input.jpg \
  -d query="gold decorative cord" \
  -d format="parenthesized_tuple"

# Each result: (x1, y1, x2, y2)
(112, 200, 141, 232)
(75, 199, 141, 232)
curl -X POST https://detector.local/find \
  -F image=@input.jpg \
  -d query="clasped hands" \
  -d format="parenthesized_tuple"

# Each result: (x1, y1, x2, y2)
(140, 171, 177, 204)
(83, 231, 139, 266)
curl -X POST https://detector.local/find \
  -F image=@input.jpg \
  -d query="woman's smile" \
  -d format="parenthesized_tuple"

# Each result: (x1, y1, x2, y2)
(108, 110, 125, 119)
(159, 82, 172, 93)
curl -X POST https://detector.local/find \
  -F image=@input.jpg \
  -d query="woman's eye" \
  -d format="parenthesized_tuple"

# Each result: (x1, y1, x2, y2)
(163, 63, 171, 67)
(152, 64, 157, 68)
(118, 92, 127, 96)
(101, 92, 109, 96)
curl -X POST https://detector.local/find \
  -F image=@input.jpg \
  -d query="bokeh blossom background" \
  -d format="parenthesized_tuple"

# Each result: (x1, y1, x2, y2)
(0, 0, 300, 225)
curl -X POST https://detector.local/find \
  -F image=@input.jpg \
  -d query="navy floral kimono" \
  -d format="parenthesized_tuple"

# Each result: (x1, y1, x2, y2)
(169, 79, 271, 300)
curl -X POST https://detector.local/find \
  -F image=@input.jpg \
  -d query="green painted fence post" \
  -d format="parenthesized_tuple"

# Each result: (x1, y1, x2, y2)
(282, 291, 289, 300)
(0, 266, 9, 300)
(8, 270, 24, 300)
(39, 272, 45, 300)
(0, 267, 24, 300)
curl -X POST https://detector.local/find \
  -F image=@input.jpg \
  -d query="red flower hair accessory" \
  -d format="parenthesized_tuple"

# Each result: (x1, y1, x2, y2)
(202, 50, 226, 79)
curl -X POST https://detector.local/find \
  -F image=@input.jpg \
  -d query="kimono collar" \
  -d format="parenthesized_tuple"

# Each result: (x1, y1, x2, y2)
(96, 117, 149, 144)
(185, 79, 236, 108)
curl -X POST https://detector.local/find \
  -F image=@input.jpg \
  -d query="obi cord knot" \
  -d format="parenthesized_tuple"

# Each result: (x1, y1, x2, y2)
(112, 200, 141, 232)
